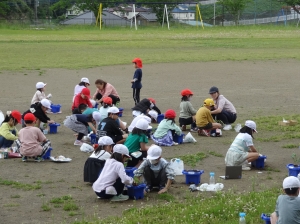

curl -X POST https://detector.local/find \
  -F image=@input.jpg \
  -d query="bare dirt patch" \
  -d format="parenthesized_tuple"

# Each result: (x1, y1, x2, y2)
(0, 60, 299, 224)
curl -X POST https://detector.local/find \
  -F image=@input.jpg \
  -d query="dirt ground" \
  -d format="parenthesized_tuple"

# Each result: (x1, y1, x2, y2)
(0, 60, 300, 224)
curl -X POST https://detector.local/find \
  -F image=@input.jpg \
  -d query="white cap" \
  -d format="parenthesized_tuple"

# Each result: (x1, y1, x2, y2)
(148, 110, 158, 121)
(245, 120, 257, 133)
(135, 119, 149, 131)
(147, 145, 162, 160)
(283, 176, 300, 189)
(92, 111, 101, 125)
(36, 82, 46, 89)
(81, 77, 90, 84)
(41, 99, 51, 109)
(108, 106, 119, 114)
(113, 144, 130, 157)
(98, 136, 114, 145)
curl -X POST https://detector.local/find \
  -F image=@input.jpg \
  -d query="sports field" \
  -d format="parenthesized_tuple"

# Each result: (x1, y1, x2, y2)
(0, 26, 300, 224)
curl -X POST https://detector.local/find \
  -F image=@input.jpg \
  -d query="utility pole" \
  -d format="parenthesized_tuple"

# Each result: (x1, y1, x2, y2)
(35, 0, 39, 24)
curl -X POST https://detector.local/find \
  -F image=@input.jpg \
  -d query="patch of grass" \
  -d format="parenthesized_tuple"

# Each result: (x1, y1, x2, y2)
(76, 187, 280, 224)
(3, 203, 20, 207)
(0, 178, 42, 190)
(37, 193, 46, 197)
(180, 152, 207, 167)
(63, 202, 79, 211)
(282, 144, 299, 149)
(41, 203, 51, 211)
(69, 211, 79, 216)
(0, 27, 300, 70)
(207, 150, 223, 157)
(266, 167, 280, 172)
(158, 193, 175, 202)
(53, 204, 61, 208)
(10, 194, 21, 198)
(50, 195, 72, 204)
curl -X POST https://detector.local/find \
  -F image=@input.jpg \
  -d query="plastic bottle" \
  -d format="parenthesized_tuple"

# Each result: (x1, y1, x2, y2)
(239, 212, 246, 224)
(209, 172, 215, 185)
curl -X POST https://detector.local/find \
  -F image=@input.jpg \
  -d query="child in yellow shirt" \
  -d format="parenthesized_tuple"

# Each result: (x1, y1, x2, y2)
(196, 99, 222, 137)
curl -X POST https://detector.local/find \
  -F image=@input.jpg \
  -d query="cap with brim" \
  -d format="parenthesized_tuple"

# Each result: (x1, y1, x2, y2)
(107, 106, 119, 114)
(283, 176, 300, 189)
(92, 111, 101, 125)
(147, 145, 162, 160)
(36, 82, 47, 89)
(135, 119, 149, 130)
(113, 144, 130, 158)
(204, 98, 215, 107)
(98, 136, 114, 145)
(81, 88, 91, 98)
(245, 120, 257, 133)
(24, 113, 36, 122)
(41, 99, 51, 110)
(209, 86, 219, 94)
(11, 110, 22, 124)
(81, 77, 90, 84)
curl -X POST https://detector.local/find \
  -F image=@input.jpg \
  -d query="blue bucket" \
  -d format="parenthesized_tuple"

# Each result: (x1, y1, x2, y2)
(182, 170, 204, 185)
(286, 164, 300, 177)
(49, 123, 60, 134)
(42, 147, 52, 160)
(157, 114, 164, 124)
(251, 155, 267, 168)
(261, 213, 271, 224)
(173, 133, 185, 144)
(127, 184, 146, 200)
(51, 104, 61, 113)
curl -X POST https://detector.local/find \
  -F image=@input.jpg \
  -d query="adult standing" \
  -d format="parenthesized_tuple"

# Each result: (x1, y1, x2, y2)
(93, 79, 120, 106)
(209, 86, 237, 130)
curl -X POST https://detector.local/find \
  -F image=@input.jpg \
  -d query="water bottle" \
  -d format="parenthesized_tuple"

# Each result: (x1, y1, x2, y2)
(209, 172, 215, 185)
(239, 212, 246, 224)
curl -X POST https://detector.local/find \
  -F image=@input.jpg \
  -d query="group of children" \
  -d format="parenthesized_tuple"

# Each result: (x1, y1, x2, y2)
(2, 58, 295, 221)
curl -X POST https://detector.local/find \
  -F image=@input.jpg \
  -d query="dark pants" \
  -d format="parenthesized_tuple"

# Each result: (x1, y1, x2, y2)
(133, 88, 140, 104)
(95, 93, 120, 105)
(95, 178, 124, 199)
(143, 166, 168, 187)
(0, 130, 16, 148)
(179, 117, 196, 128)
(77, 133, 84, 141)
(213, 110, 237, 125)
(127, 150, 147, 167)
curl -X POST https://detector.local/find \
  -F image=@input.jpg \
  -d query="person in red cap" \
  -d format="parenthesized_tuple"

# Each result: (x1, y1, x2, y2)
(16, 113, 51, 162)
(179, 89, 197, 132)
(131, 58, 143, 105)
(72, 87, 93, 114)
(0, 110, 21, 149)
(151, 109, 182, 146)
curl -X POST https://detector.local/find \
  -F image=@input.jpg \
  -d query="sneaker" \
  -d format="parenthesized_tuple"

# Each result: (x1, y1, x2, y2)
(34, 157, 43, 162)
(198, 129, 210, 137)
(172, 141, 178, 146)
(242, 166, 251, 171)
(181, 125, 186, 131)
(74, 140, 83, 146)
(110, 194, 129, 202)
(22, 156, 27, 162)
(144, 185, 152, 193)
(223, 124, 232, 131)
(190, 127, 198, 133)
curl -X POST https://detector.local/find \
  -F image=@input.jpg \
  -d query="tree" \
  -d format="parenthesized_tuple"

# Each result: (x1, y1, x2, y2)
(218, 0, 251, 25)
(0, 0, 32, 19)
(281, 0, 300, 14)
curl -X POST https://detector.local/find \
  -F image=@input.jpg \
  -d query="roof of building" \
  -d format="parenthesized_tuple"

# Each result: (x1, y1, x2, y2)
(172, 5, 195, 13)
(136, 12, 157, 21)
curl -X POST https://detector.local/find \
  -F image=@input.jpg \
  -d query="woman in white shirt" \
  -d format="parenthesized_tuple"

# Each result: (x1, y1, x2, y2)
(84, 136, 114, 183)
(92, 144, 133, 202)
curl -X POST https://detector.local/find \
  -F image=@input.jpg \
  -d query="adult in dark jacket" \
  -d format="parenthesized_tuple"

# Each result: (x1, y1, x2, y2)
(22, 99, 55, 128)
(98, 107, 128, 144)
(132, 98, 161, 117)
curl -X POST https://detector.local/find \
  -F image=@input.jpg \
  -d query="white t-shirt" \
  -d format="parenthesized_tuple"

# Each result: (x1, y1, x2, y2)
(89, 150, 111, 161)
(228, 133, 253, 153)
(74, 85, 85, 96)
(31, 90, 46, 104)
(92, 159, 133, 193)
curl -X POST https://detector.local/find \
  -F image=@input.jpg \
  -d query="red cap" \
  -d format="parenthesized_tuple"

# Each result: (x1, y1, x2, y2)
(132, 58, 143, 68)
(11, 110, 22, 124)
(81, 88, 90, 98)
(181, 89, 194, 96)
(148, 98, 156, 104)
(24, 113, 36, 122)
(103, 97, 112, 105)
(165, 109, 176, 119)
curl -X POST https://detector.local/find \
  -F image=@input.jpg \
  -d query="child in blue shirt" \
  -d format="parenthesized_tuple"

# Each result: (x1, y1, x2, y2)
(131, 58, 143, 105)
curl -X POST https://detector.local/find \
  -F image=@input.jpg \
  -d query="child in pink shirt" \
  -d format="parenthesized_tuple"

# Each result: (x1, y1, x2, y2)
(16, 113, 51, 162)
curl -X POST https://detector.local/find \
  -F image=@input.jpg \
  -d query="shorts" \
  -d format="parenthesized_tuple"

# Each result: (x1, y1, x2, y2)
(225, 150, 248, 166)
(179, 117, 194, 126)
(198, 122, 212, 130)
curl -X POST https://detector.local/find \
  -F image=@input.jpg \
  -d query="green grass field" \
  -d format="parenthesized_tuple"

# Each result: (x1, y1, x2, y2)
(0, 26, 299, 70)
